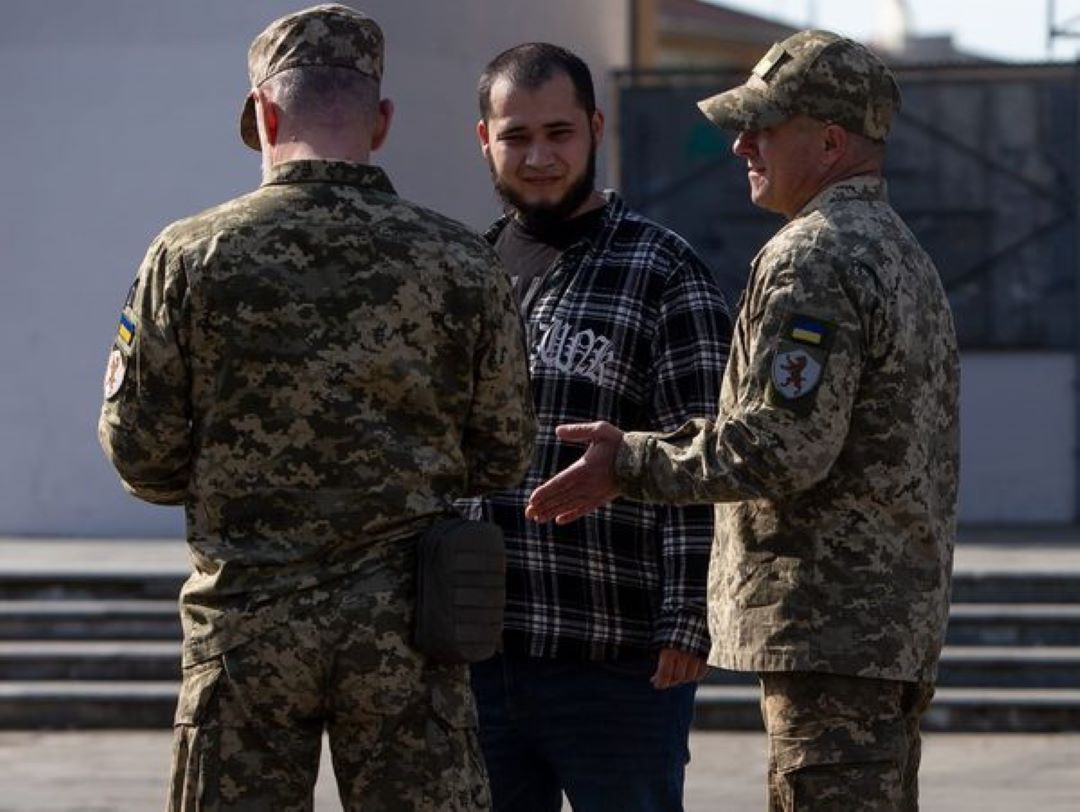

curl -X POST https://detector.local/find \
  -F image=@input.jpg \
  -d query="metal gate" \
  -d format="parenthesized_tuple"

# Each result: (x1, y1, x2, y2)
(616, 63, 1080, 350)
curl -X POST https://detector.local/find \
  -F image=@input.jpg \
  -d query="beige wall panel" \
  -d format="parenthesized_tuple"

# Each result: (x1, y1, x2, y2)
(0, 0, 628, 536)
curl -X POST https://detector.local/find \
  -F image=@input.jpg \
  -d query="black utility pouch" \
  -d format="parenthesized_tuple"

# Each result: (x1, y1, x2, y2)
(414, 518, 506, 664)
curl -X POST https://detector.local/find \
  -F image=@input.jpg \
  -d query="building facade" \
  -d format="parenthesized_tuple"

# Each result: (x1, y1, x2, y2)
(0, 0, 628, 536)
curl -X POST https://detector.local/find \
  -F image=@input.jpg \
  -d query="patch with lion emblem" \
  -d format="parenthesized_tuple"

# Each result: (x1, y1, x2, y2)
(766, 314, 834, 415)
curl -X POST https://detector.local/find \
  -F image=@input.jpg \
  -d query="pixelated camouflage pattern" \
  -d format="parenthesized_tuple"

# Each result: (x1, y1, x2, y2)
(697, 30, 901, 141)
(98, 159, 536, 667)
(169, 549, 490, 810)
(615, 176, 959, 682)
(761, 672, 932, 811)
(240, 4, 384, 149)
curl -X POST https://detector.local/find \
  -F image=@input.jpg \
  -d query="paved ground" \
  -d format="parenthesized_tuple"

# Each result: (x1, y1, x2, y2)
(0, 730, 1077, 810)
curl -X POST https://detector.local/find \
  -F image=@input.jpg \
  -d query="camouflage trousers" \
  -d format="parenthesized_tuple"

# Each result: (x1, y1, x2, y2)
(167, 576, 490, 811)
(759, 671, 934, 812)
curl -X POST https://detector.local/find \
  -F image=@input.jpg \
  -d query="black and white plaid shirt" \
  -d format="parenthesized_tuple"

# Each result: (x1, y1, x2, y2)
(462, 192, 732, 660)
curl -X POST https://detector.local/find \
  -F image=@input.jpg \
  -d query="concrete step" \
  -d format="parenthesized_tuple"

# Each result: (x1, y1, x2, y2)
(703, 646, 1080, 689)
(946, 604, 1080, 646)
(1, 568, 1076, 603)
(3, 601, 1078, 645)
(950, 573, 1080, 604)
(4, 638, 1078, 688)
(3, 682, 1080, 732)
(0, 600, 180, 640)
(1, 598, 1077, 646)
(919, 688, 1080, 733)
(0, 642, 179, 681)
(693, 686, 1080, 733)
(939, 646, 1080, 688)
(0, 682, 176, 729)
(0, 573, 183, 601)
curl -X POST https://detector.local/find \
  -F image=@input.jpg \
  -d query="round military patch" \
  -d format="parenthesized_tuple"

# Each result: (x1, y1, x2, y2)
(103, 349, 127, 400)
(771, 348, 822, 399)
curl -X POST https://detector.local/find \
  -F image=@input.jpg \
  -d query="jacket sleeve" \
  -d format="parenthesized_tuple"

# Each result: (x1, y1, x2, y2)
(646, 254, 732, 656)
(616, 251, 864, 507)
(460, 257, 537, 496)
(98, 237, 192, 504)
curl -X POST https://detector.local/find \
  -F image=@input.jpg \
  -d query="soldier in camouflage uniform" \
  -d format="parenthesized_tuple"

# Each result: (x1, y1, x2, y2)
(526, 30, 960, 811)
(98, 5, 535, 810)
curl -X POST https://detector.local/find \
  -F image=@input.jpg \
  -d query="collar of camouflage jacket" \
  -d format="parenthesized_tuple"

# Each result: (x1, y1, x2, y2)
(261, 159, 396, 194)
(795, 174, 887, 220)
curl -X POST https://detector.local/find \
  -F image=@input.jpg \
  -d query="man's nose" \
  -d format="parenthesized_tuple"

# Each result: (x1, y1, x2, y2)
(525, 141, 554, 168)
(732, 131, 755, 158)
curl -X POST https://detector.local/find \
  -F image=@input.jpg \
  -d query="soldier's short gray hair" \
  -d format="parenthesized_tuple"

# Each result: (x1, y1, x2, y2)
(265, 65, 379, 128)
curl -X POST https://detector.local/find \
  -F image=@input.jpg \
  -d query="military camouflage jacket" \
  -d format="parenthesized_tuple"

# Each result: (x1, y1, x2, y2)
(615, 176, 960, 682)
(99, 160, 536, 665)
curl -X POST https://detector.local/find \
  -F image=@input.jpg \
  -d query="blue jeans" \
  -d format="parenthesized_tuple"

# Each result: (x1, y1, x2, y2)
(470, 652, 696, 812)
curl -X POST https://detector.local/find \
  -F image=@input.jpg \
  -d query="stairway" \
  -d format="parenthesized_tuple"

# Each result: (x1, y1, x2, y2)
(1, 538, 1079, 730)
(0, 540, 184, 729)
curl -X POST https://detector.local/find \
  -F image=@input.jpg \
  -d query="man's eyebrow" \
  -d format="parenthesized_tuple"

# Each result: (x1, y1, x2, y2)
(496, 118, 579, 136)
(496, 124, 530, 137)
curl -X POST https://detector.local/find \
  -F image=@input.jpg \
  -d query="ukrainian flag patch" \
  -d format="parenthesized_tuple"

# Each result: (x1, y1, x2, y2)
(117, 313, 136, 346)
(789, 316, 827, 346)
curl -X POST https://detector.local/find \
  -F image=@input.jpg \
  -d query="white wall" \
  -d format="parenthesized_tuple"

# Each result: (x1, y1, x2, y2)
(958, 352, 1075, 524)
(0, 0, 628, 537)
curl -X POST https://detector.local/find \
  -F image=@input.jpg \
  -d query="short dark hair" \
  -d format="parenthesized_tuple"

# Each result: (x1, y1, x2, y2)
(265, 65, 380, 127)
(478, 42, 596, 121)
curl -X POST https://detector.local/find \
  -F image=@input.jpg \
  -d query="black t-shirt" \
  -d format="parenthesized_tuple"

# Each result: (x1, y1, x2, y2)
(494, 207, 606, 305)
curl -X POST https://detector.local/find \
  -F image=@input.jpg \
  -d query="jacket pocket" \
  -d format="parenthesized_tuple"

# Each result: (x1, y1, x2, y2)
(174, 657, 223, 726)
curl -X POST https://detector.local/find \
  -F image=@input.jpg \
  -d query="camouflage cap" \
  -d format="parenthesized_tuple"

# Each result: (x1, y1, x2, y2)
(697, 30, 900, 141)
(239, 4, 384, 151)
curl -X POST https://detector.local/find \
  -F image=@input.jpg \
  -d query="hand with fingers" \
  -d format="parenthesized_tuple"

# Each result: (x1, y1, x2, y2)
(651, 648, 710, 689)
(525, 421, 625, 524)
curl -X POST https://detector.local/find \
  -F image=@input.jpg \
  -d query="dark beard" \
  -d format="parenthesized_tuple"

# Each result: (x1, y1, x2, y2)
(490, 144, 597, 238)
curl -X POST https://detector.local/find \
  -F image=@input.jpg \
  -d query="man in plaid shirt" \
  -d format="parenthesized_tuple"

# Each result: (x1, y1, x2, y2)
(462, 43, 731, 812)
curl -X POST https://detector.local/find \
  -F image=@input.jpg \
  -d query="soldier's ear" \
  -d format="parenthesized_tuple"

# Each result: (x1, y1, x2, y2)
(477, 119, 491, 159)
(821, 123, 848, 165)
(253, 89, 280, 148)
(371, 98, 394, 152)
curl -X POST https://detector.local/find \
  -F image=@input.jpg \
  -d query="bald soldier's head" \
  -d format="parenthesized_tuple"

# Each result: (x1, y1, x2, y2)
(240, 4, 395, 172)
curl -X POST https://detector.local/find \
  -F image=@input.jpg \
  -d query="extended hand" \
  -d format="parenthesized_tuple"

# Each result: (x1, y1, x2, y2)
(652, 648, 709, 689)
(525, 421, 624, 524)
